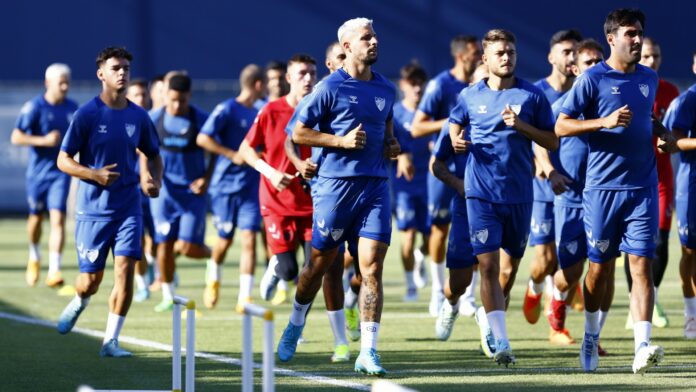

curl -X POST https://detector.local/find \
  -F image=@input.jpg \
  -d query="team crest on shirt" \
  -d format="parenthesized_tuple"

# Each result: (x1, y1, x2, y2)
(639, 84, 649, 98)
(375, 97, 386, 111)
(565, 241, 578, 255)
(331, 228, 344, 241)
(509, 104, 522, 115)
(125, 123, 136, 138)
(475, 229, 489, 244)
(596, 239, 610, 253)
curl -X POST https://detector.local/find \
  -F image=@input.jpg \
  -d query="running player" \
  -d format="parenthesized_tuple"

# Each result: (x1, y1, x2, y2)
(624, 37, 680, 329)
(391, 62, 430, 302)
(278, 18, 399, 376)
(197, 65, 266, 308)
(523, 29, 582, 327)
(149, 74, 212, 311)
(411, 35, 481, 317)
(556, 8, 674, 373)
(255, 60, 290, 110)
(11, 63, 78, 288)
(55, 47, 162, 357)
(449, 29, 558, 366)
(662, 53, 696, 339)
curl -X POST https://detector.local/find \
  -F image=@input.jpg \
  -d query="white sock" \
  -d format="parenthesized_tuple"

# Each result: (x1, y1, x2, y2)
(599, 310, 609, 332)
(633, 320, 652, 352)
(103, 312, 126, 344)
(345, 287, 358, 309)
(405, 271, 415, 290)
(654, 287, 659, 303)
(327, 310, 348, 346)
(161, 283, 174, 302)
(278, 279, 289, 291)
(239, 273, 253, 301)
(48, 252, 61, 274)
(486, 310, 508, 341)
(414, 248, 425, 264)
(289, 299, 311, 326)
(430, 261, 445, 291)
(29, 243, 41, 262)
(207, 259, 221, 284)
(463, 270, 479, 302)
(360, 321, 380, 351)
(553, 286, 568, 301)
(585, 310, 600, 335)
(134, 273, 147, 291)
(445, 298, 460, 312)
(544, 274, 554, 297)
(73, 294, 90, 309)
(145, 252, 155, 265)
(529, 279, 544, 296)
(684, 296, 696, 317)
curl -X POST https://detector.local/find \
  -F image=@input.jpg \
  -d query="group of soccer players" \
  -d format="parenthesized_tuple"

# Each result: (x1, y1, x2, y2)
(11, 7, 696, 377)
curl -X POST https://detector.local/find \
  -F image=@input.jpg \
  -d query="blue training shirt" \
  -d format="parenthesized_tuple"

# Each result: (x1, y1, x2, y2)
(391, 101, 428, 194)
(150, 106, 209, 188)
(297, 68, 396, 179)
(449, 78, 555, 204)
(201, 99, 258, 194)
(663, 83, 696, 201)
(60, 96, 160, 221)
(560, 61, 658, 190)
(551, 93, 588, 208)
(15, 95, 78, 180)
(533, 79, 567, 202)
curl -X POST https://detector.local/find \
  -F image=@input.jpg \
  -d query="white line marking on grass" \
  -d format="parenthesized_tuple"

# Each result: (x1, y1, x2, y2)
(0, 311, 371, 391)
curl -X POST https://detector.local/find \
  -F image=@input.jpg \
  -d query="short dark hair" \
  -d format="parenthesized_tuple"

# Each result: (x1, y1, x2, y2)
(577, 39, 605, 56)
(400, 61, 427, 84)
(482, 29, 516, 50)
(451, 35, 478, 57)
(150, 74, 164, 86)
(130, 78, 148, 89)
(168, 74, 192, 93)
(604, 8, 645, 35)
(266, 60, 287, 73)
(643, 36, 659, 49)
(96, 47, 133, 69)
(549, 29, 583, 48)
(288, 53, 317, 67)
(325, 41, 343, 60)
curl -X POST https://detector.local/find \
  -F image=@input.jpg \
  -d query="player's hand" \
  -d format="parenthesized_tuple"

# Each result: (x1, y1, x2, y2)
(340, 123, 366, 149)
(396, 153, 414, 181)
(602, 105, 632, 129)
(384, 137, 401, 159)
(189, 177, 209, 195)
(270, 170, 294, 192)
(548, 170, 572, 195)
(93, 163, 120, 186)
(141, 176, 161, 198)
(452, 129, 471, 154)
(43, 130, 61, 147)
(657, 132, 679, 154)
(296, 158, 318, 179)
(501, 105, 524, 130)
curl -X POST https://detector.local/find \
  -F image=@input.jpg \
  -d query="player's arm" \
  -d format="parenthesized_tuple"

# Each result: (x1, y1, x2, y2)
(555, 105, 633, 137)
(652, 118, 679, 153)
(139, 152, 163, 198)
(238, 139, 292, 192)
(672, 128, 696, 151)
(430, 156, 464, 197)
(284, 135, 317, 179)
(292, 121, 366, 149)
(383, 118, 401, 159)
(534, 143, 571, 195)
(502, 105, 558, 150)
(57, 151, 120, 186)
(196, 133, 244, 165)
(410, 110, 446, 138)
(10, 128, 61, 147)
(189, 154, 215, 195)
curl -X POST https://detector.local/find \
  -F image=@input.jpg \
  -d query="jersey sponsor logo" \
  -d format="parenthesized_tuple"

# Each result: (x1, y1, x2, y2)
(611, 86, 621, 95)
(331, 228, 344, 241)
(477, 105, 487, 114)
(349, 95, 359, 104)
(375, 97, 386, 111)
(475, 229, 488, 244)
(77, 242, 99, 263)
(98, 125, 108, 133)
(565, 240, 578, 255)
(639, 84, 649, 98)
(509, 104, 522, 115)
(125, 123, 136, 138)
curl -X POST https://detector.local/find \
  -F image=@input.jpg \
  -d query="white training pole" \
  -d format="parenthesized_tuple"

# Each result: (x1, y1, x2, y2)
(172, 302, 182, 392)
(262, 318, 275, 392)
(186, 306, 195, 392)
(242, 313, 253, 392)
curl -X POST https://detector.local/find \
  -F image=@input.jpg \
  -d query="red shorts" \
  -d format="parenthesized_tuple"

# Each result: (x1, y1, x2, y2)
(263, 214, 313, 254)
(656, 149, 674, 231)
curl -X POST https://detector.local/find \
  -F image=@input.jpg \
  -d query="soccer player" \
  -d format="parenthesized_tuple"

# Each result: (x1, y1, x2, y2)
(55, 47, 162, 357)
(391, 62, 430, 302)
(11, 63, 78, 288)
(624, 37, 680, 329)
(523, 29, 582, 328)
(546, 39, 614, 349)
(149, 74, 212, 312)
(197, 65, 266, 308)
(449, 29, 558, 366)
(149, 75, 165, 110)
(278, 17, 399, 376)
(411, 35, 482, 317)
(556, 8, 674, 373)
(255, 60, 290, 110)
(126, 79, 150, 109)
(662, 53, 696, 339)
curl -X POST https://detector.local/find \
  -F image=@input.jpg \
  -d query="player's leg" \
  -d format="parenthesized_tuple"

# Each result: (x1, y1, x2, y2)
(343, 240, 361, 341)
(322, 242, 350, 363)
(680, 246, 696, 339)
(154, 238, 177, 311)
(427, 175, 454, 317)
(236, 192, 261, 305)
(205, 193, 236, 308)
(524, 201, 556, 324)
(135, 196, 156, 301)
(652, 175, 674, 328)
(45, 174, 70, 287)
(395, 191, 418, 301)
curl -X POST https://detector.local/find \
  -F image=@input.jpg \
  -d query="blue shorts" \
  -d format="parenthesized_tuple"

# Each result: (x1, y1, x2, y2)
(676, 186, 696, 248)
(142, 193, 155, 238)
(529, 201, 555, 246)
(446, 196, 477, 269)
(394, 189, 430, 234)
(75, 215, 142, 273)
(554, 205, 587, 269)
(26, 173, 70, 214)
(210, 187, 261, 239)
(466, 198, 531, 259)
(150, 184, 207, 245)
(312, 176, 391, 250)
(427, 173, 455, 226)
(583, 187, 658, 263)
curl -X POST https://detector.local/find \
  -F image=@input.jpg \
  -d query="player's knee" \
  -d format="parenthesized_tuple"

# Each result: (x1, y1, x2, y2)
(275, 252, 299, 281)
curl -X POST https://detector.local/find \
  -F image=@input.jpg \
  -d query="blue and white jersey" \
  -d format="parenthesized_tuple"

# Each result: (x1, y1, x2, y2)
(432, 123, 467, 179)
(297, 68, 396, 178)
(201, 99, 258, 194)
(286, 85, 324, 165)
(560, 61, 658, 190)
(663, 83, 696, 199)
(391, 101, 428, 193)
(150, 106, 208, 187)
(419, 70, 468, 124)
(15, 95, 78, 179)
(551, 93, 588, 208)
(60, 96, 160, 221)
(533, 79, 566, 202)
(449, 78, 555, 204)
